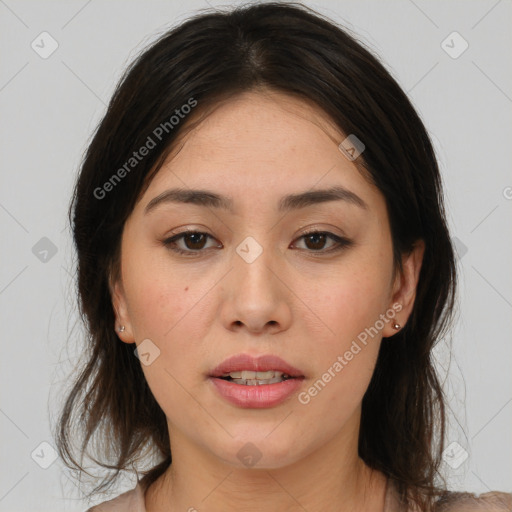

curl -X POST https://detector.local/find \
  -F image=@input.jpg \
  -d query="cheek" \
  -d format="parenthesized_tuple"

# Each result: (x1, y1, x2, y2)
(122, 248, 196, 338)
(122, 262, 210, 416)
(299, 249, 392, 406)
(313, 260, 392, 346)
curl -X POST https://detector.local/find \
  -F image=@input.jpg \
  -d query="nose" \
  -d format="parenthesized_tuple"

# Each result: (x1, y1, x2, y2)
(219, 244, 293, 335)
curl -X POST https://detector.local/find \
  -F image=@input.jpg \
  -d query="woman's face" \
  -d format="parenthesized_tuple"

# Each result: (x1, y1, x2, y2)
(112, 90, 422, 470)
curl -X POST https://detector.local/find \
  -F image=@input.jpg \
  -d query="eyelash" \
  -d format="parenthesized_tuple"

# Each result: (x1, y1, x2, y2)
(162, 230, 353, 257)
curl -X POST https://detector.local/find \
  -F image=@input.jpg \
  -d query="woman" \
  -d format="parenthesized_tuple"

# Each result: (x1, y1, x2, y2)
(56, 2, 512, 511)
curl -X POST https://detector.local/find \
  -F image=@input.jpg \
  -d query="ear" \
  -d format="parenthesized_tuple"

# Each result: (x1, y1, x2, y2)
(382, 239, 425, 338)
(109, 271, 136, 344)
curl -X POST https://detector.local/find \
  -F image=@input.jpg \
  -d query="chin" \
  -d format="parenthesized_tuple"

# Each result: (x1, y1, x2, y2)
(212, 431, 306, 470)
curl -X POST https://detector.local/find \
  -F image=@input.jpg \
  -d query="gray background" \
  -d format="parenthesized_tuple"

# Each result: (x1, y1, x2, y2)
(0, 0, 511, 510)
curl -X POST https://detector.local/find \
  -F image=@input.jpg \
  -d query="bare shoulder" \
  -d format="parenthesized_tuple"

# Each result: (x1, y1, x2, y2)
(435, 489, 512, 511)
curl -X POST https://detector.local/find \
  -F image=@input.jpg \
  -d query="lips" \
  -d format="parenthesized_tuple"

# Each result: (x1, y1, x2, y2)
(210, 376, 304, 408)
(209, 353, 305, 378)
(208, 353, 306, 408)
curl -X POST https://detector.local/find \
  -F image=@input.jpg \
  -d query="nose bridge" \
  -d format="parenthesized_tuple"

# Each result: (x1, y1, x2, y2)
(221, 232, 292, 333)
(233, 234, 280, 301)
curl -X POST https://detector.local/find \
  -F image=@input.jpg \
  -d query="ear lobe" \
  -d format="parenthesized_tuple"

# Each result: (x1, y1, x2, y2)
(383, 240, 425, 337)
(110, 274, 135, 344)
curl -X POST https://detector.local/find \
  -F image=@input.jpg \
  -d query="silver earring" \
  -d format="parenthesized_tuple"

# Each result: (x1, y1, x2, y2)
(118, 325, 125, 332)
(392, 323, 401, 330)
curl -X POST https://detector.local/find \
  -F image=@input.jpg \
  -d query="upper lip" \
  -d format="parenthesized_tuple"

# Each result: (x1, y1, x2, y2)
(210, 354, 304, 378)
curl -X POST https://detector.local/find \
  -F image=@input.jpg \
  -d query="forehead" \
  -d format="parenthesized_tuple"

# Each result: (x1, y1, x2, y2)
(137, 90, 382, 215)
(170, 90, 345, 166)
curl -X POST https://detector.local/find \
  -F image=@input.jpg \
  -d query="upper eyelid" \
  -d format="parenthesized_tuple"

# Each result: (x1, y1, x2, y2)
(166, 223, 347, 238)
(165, 228, 344, 241)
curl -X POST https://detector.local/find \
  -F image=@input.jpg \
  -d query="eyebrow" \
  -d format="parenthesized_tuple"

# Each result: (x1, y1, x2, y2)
(144, 185, 367, 215)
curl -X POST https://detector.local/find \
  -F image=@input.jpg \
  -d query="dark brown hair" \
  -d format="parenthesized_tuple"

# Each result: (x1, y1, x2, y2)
(56, 2, 457, 510)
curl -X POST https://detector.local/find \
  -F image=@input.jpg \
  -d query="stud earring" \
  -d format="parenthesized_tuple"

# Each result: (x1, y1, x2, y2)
(392, 323, 401, 330)
(118, 325, 125, 332)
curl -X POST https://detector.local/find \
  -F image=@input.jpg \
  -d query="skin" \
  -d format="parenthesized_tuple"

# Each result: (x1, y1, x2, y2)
(111, 89, 424, 512)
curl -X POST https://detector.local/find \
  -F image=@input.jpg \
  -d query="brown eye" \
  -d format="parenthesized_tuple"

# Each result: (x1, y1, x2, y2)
(293, 231, 353, 253)
(163, 230, 352, 257)
(182, 232, 208, 250)
(163, 231, 220, 255)
(303, 232, 328, 250)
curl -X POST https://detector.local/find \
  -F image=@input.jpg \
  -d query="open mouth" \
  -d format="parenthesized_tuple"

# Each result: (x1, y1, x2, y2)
(209, 360, 305, 408)
(218, 370, 295, 386)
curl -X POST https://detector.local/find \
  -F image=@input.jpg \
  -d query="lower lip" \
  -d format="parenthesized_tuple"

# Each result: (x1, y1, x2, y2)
(209, 377, 304, 408)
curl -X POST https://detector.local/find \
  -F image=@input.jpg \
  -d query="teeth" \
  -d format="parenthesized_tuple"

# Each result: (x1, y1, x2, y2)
(220, 370, 293, 386)
(226, 370, 289, 379)
(234, 376, 287, 385)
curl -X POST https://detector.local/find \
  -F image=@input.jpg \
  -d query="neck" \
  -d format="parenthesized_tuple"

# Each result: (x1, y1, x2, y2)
(145, 419, 388, 512)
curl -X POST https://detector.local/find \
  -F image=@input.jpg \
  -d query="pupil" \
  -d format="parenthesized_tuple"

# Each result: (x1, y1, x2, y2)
(306, 233, 325, 250)
(185, 233, 206, 250)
